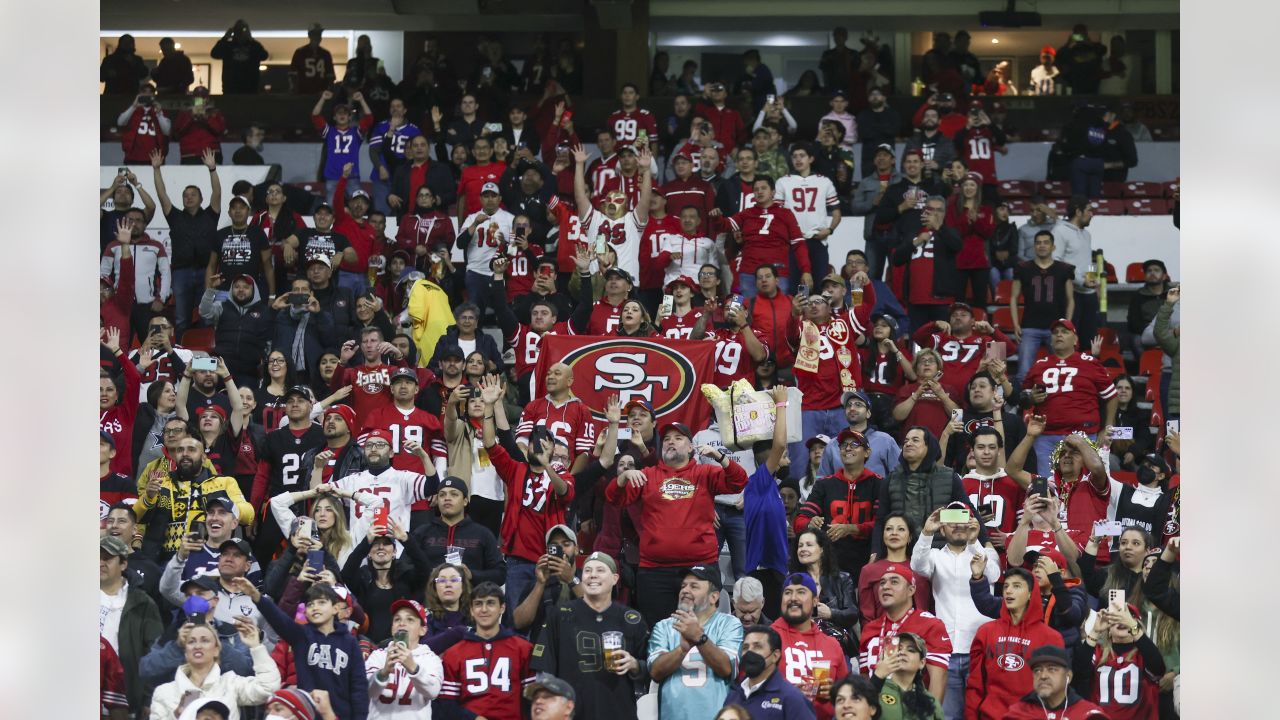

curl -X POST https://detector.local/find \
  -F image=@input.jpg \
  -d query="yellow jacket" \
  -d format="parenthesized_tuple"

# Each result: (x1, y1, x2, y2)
(407, 278, 456, 366)
(133, 469, 254, 554)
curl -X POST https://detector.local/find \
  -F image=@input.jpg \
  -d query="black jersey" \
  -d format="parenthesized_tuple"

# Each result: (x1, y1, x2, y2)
(1113, 483, 1172, 550)
(262, 424, 325, 497)
(530, 599, 649, 720)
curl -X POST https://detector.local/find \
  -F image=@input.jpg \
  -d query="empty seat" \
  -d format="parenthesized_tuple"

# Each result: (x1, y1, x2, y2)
(1006, 199, 1031, 215)
(1123, 181, 1163, 198)
(992, 306, 1023, 331)
(1126, 199, 1171, 215)
(1101, 182, 1127, 198)
(993, 279, 1016, 305)
(181, 327, 215, 352)
(1043, 198, 1070, 214)
(998, 180, 1035, 198)
(1162, 180, 1179, 199)
(1089, 199, 1125, 215)
(1038, 181, 1071, 198)
(1125, 262, 1145, 283)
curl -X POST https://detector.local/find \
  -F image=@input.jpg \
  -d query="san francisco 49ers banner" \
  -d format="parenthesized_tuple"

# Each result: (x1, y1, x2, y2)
(532, 335, 717, 430)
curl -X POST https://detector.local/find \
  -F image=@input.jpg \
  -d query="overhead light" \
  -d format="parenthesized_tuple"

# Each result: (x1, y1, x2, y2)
(991, 38, 1000, 44)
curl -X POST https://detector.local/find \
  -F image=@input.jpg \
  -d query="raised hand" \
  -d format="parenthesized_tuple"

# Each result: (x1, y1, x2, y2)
(150, 148, 164, 168)
(605, 394, 622, 423)
(342, 162, 354, 179)
(201, 148, 217, 170)
(102, 326, 122, 354)
(571, 143, 589, 164)
(115, 218, 133, 245)
(321, 89, 334, 101)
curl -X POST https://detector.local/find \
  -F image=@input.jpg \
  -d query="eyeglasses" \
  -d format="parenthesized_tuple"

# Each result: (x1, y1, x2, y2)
(698, 271, 718, 278)
(434, 577, 462, 585)
(363, 441, 391, 450)
(266, 188, 283, 195)
(163, 427, 187, 436)
(268, 357, 287, 365)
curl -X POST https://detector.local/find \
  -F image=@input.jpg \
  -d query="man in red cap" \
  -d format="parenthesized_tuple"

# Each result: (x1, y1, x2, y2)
(1021, 317, 1118, 476)
(912, 301, 1017, 388)
(316, 427, 434, 544)
(605, 420, 748, 626)
(302, 404, 367, 487)
(858, 563, 951, 702)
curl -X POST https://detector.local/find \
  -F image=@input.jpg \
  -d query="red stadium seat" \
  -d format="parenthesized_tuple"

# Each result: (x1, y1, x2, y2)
(1126, 199, 1171, 215)
(181, 328, 215, 352)
(1089, 199, 1124, 215)
(1125, 262, 1145, 283)
(1043, 198, 1069, 214)
(1122, 181, 1162, 198)
(993, 279, 1016, 305)
(1097, 346, 1126, 378)
(992, 306, 1022, 331)
(1006, 199, 1031, 215)
(970, 307, 987, 322)
(998, 180, 1035, 198)
(1138, 348, 1165, 379)
(1101, 182, 1126, 198)
(1097, 327, 1119, 348)
(1162, 180, 1179, 199)
(1038, 181, 1071, 198)
(1112, 470, 1138, 486)
(1103, 262, 1118, 284)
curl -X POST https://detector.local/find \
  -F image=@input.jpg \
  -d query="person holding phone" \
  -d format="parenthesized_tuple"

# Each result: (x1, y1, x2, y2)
(364, 599, 444, 718)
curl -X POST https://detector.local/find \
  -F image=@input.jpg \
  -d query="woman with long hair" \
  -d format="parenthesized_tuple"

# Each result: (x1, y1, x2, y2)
(149, 622, 280, 720)
(309, 349, 342, 400)
(255, 350, 296, 429)
(714, 706, 754, 720)
(891, 349, 962, 440)
(1085, 601, 1165, 720)
(395, 185, 457, 274)
(860, 315, 916, 432)
(463, 351, 489, 385)
(1142, 543, 1180, 719)
(424, 563, 472, 653)
(1109, 374, 1154, 470)
(944, 171, 995, 306)
(269, 486, 374, 567)
(859, 513, 933, 621)
(614, 298, 657, 337)
(133, 379, 180, 472)
(791, 528, 857, 632)
(1079, 526, 1150, 608)
(443, 379, 506, 536)
(869, 632, 945, 719)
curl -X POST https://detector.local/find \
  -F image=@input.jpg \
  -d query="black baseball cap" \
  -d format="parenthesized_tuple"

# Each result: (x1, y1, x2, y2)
(524, 674, 576, 702)
(218, 538, 253, 557)
(284, 385, 315, 402)
(604, 267, 634, 284)
(685, 564, 722, 590)
(439, 344, 465, 360)
(390, 367, 419, 384)
(438, 476, 470, 496)
(1028, 645, 1073, 670)
(180, 572, 222, 594)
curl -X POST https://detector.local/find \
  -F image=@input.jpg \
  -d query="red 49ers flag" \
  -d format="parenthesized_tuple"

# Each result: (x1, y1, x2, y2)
(533, 335, 717, 431)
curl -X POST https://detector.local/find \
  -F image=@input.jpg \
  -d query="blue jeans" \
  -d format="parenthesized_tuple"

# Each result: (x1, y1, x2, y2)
(371, 176, 392, 217)
(864, 230, 895, 282)
(1070, 156, 1105, 198)
(736, 272, 789, 301)
(1016, 327, 1053, 385)
(944, 654, 970, 720)
(1033, 432, 1096, 477)
(789, 407, 847, 479)
(337, 270, 369, 298)
(715, 505, 747, 583)
(989, 266, 1013, 292)
(172, 267, 205, 336)
(791, 238, 829, 285)
(465, 270, 493, 319)
(505, 556, 538, 611)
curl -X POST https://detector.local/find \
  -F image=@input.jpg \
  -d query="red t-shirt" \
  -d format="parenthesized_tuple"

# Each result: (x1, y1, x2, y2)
(332, 362, 406, 429)
(1025, 353, 1118, 434)
(502, 246, 544, 302)
(457, 162, 508, 216)
(588, 297, 626, 335)
(727, 204, 809, 277)
(640, 213, 682, 289)
(893, 379, 964, 440)
(859, 609, 953, 675)
(705, 327, 769, 387)
(490, 444, 574, 563)
(507, 320, 574, 379)
(957, 125, 1000, 184)
(514, 396, 598, 458)
(587, 154, 620, 199)
(607, 107, 659, 144)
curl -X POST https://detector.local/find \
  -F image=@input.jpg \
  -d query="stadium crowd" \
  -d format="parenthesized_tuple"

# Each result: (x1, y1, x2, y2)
(100, 21, 1180, 720)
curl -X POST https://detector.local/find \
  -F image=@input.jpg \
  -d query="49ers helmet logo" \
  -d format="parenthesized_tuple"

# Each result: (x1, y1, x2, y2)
(560, 339, 697, 422)
(997, 653, 1025, 671)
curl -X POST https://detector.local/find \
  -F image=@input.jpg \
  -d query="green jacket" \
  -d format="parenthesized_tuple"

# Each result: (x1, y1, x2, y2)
(118, 584, 164, 710)
(875, 676, 945, 720)
(1153, 302, 1179, 416)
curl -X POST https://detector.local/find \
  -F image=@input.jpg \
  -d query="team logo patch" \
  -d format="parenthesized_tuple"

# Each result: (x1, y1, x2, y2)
(997, 653, 1025, 671)
(624, 610, 642, 625)
(880, 694, 897, 705)
(532, 644, 545, 657)
(964, 417, 995, 434)
(1164, 520, 1179, 537)
(828, 320, 848, 342)
(658, 476, 696, 501)
(560, 339, 698, 422)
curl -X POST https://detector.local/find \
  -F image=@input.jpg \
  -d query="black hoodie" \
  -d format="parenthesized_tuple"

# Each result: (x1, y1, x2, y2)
(407, 514, 507, 589)
(871, 431, 987, 555)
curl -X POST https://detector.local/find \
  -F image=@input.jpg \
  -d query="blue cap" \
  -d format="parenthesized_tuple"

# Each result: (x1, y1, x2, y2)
(100, 430, 116, 449)
(783, 571, 818, 595)
(182, 595, 211, 616)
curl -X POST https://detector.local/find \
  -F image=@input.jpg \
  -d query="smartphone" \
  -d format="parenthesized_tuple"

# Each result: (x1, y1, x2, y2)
(796, 284, 810, 299)
(485, 122, 503, 133)
(1028, 476, 1050, 500)
(978, 501, 996, 518)
(1109, 427, 1134, 440)
(482, 67, 494, 79)
(193, 97, 206, 110)
(296, 517, 315, 541)
(117, 167, 128, 176)
(1093, 519, 1124, 537)
(547, 543, 565, 559)
(1108, 588, 1125, 608)
(149, 325, 165, 336)
(373, 503, 391, 533)
(190, 520, 208, 542)
(952, 408, 964, 423)
(939, 508, 971, 524)
(987, 342, 1007, 362)
(289, 292, 308, 308)
(1166, 419, 1180, 434)
(766, 93, 776, 105)
(305, 549, 324, 574)
(616, 427, 633, 441)
(394, 630, 409, 649)
(528, 425, 552, 455)
(191, 356, 218, 372)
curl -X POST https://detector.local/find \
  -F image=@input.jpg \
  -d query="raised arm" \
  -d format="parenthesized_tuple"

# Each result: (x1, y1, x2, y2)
(203, 149, 222, 212)
(634, 146, 653, 225)
(571, 144, 593, 218)
(150, 150, 174, 216)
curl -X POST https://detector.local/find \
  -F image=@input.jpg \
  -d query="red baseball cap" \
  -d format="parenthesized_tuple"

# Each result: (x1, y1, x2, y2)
(359, 429, 393, 445)
(1023, 548, 1068, 572)
(1049, 318, 1077, 334)
(665, 275, 697, 292)
(323, 404, 357, 431)
(880, 564, 915, 584)
(389, 599, 428, 623)
(197, 404, 228, 421)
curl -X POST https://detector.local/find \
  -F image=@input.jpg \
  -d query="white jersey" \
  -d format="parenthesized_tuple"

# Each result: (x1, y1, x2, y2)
(774, 173, 839, 240)
(331, 467, 431, 543)
(463, 208, 515, 276)
(584, 208, 643, 281)
(658, 231, 716, 286)
(366, 643, 445, 720)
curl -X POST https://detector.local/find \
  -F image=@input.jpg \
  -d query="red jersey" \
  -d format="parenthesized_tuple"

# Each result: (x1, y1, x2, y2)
(515, 396, 598, 457)
(893, 379, 966, 440)
(507, 320, 574, 379)
(1025, 353, 1117, 434)
(727, 203, 809, 277)
(549, 196, 588, 274)
(640, 213, 682, 290)
(587, 153, 620, 198)
(490, 444, 574, 563)
(101, 636, 129, 715)
(502, 246, 544, 302)
(790, 303, 875, 411)
(906, 233, 951, 306)
(963, 471, 1027, 536)
(457, 162, 508, 216)
(588, 297, 626, 335)
(660, 177, 717, 235)
(101, 472, 137, 520)
(438, 632, 535, 720)
(120, 106, 168, 164)
(333, 177, 377, 273)
(956, 125, 1001, 184)
(859, 609, 953, 675)
(172, 110, 226, 160)
(332, 363, 406, 429)
(597, 171, 642, 210)
(1090, 645, 1160, 720)
(607, 107, 659, 145)
(1055, 470, 1121, 563)
(603, 459, 749, 567)
(1022, 528, 1089, 558)
(705, 327, 769, 387)
(859, 343, 914, 396)
(912, 327, 1018, 387)
(659, 309, 705, 339)
(100, 359, 140, 477)
(362, 403, 448, 511)
(771, 618, 851, 720)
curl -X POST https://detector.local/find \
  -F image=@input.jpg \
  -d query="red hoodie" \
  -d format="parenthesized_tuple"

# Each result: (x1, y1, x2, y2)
(604, 457, 748, 567)
(1002, 689, 1111, 719)
(100, 357, 140, 477)
(333, 177, 377, 273)
(966, 577, 1066, 720)
(770, 616, 850, 720)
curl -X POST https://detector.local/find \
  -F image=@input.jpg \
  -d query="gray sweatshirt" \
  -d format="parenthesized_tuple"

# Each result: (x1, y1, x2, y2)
(1051, 219, 1094, 292)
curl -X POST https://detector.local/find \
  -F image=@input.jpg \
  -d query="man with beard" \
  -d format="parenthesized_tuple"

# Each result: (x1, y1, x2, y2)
(388, 134, 457, 217)
(516, 362, 597, 471)
(302, 404, 368, 486)
(482, 381, 575, 610)
(817, 391, 901, 479)
(531, 552, 650, 720)
(872, 150, 948, 282)
(722, 624, 814, 719)
(199, 274, 273, 384)
(905, 108, 957, 185)
(318, 428, 434, 545)
(605, 422, 749, 626)
(648, 565, 743, 720)
(362, 368, 448, 527)
(417, 345, 467, 415)
(855, 87, 900, 178)
(207, 195, 274, 301)
(182, 355, 234, 419)
(857, 565, 951, 702)
(771, 572, 849, 720)
(133, 437, 253, 559)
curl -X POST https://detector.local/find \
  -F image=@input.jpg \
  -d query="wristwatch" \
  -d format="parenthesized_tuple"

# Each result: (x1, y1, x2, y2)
(571, 576, 581, 587)
(695, 634, 709, 647)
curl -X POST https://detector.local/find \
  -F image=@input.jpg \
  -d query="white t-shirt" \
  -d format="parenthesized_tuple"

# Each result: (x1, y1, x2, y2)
(365, 643, 445, 719)
(469, 436, 504, 502)
(463, 209, 515, 276)
(1028, 65, 1060, 96)
(774, 173, 839, 241)
(332, 467, 431, 542)
(584, 208, 643, 281)
(658, 232, 716, 286)
(457, 337, 477, 358)
(99, 583, 128, 653)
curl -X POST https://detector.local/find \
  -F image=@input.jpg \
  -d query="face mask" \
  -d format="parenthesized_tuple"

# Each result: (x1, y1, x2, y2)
(739, 650, 769, 677)
(550, 460, 568, 474)
(265, 715, 290, 720)
(1136, 466, 1157, 485)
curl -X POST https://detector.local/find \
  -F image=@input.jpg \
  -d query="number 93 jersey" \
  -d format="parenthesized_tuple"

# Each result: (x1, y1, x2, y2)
(1025, 352, 1117, 435)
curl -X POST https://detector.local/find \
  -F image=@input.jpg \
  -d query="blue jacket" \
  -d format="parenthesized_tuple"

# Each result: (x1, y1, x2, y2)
(256, 594, 369, 720)
(722, 667, 816, 720)
(743, 464, 790, 576)
(138, 616, 254, 688)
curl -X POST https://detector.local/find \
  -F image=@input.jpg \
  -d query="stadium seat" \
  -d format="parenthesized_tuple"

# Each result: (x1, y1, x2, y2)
(1089, 199, 1125, 215)
(1038, 181, 1071, 198)
(1006, 199, 1031, 215)
(1097, 327, 1119, 348)
(1125, 262, 1146, 283)
(992, 306, 1022, 331)
(1123, 181, 1162, 198)
(1043, 198, 1069, 214)
(998, 180, 1035, 198)
(1138, 348, 1165, 379)
(1097, 346, 1126, 378)
(1126, 199, 1171, 215)
(993, 279, 1016, 305)
(1104, 262, 1118, 284)
(181, 327, 215, 352)
(970, 307, 987, 322)
(1101, 182, 1126, 198)
(1162, 180, 1179, 198)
